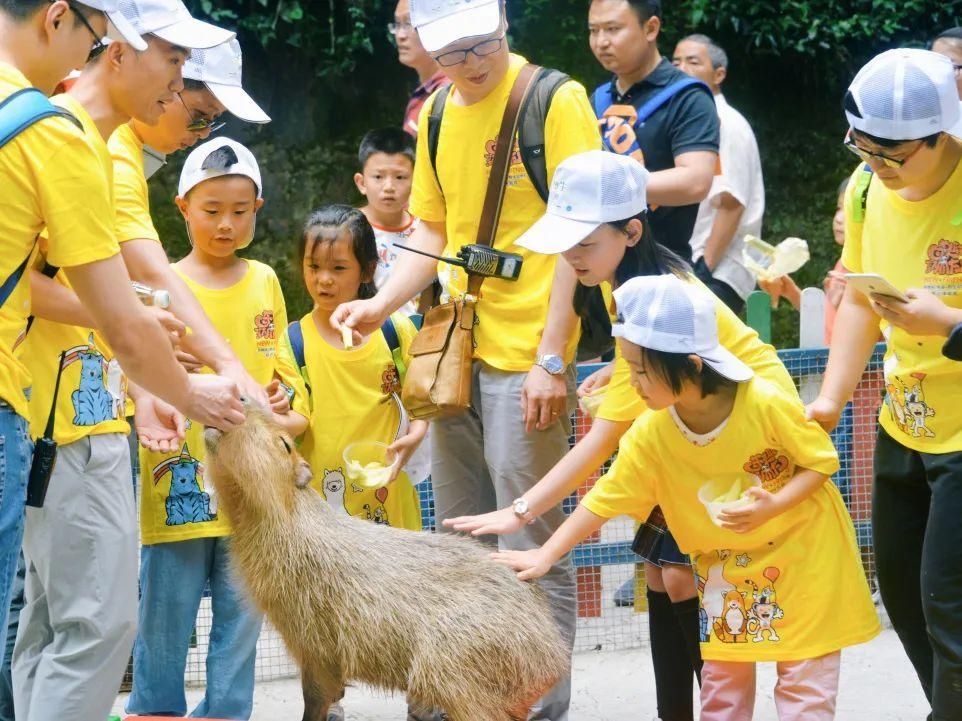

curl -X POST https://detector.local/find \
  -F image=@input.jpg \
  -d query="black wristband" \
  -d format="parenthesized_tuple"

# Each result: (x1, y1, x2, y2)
(941, 323, 962, 361)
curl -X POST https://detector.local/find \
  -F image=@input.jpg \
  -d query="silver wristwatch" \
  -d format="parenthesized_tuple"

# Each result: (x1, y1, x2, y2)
(512, 498, 535, 525)
(535, 354, 565, 375)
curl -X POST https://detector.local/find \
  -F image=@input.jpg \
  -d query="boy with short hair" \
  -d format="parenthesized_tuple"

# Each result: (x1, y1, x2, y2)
(354, 127, 421, 316)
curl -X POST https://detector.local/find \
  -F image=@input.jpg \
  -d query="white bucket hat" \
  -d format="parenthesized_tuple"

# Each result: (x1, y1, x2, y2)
(516, 150, 649, 255)
(612, 275, 754, 383)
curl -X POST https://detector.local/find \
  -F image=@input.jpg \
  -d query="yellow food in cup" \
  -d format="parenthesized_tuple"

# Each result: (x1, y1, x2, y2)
(345, 459, 391, 488)
(713, 477, 745, 505)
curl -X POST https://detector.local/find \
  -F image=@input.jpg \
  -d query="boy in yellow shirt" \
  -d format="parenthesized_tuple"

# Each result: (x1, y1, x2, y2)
(495, 275, 878, 720)
(809, 49, 962, 718)
(127, 139, 308, 719)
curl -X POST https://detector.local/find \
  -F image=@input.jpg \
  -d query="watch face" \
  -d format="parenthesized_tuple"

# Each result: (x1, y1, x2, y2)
(514, 499, 528, 515)
(542, 356, 564, 375)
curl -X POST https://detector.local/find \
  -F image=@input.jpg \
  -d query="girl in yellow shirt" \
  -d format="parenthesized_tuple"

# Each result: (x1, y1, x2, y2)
(494, 275, 878, 719)
(128, 139, 309, 720)
(445, 150, 794, 720)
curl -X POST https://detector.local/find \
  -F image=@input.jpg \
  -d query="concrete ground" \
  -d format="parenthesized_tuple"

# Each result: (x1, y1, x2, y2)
(112, 627, 928, 720)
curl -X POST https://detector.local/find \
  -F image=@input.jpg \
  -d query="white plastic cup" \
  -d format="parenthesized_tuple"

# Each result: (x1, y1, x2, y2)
(342, 441, 399, 490)
(697, 475, 759, 527)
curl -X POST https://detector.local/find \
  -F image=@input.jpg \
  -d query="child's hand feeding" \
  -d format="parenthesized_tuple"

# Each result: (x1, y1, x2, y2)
(386, 420, 429, 483)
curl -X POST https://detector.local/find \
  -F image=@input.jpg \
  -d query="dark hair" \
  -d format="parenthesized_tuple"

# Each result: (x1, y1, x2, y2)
(1, 0, 94, 21)
(358, 127, 415, 170)
(640, 348, 737, 397)
(183, 78, 207, 92)
(573, 211, 690, 353)
(624, 0, 662, 22)
(299, 204, 379, 300)
(934, 27, 962, 44)
(680, 33, 728, 70)
(843, 92, 942, 148)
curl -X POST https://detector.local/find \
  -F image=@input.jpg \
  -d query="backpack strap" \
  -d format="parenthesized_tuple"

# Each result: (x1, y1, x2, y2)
(849, 163, 874, 224)
(518, 67, 571, 202)
(0, 87, 81, 148)
(286, 319, 309, 395)
(0, 88, 81, 310)
(381, 315, 407, 383)
(634, 76, 710, 126)
(426, 84, 453, 194)
(592, 82, 614, 118)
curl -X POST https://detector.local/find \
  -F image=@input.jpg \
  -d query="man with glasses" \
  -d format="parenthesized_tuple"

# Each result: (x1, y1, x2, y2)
(5, 3, 240, 719)
(933, 28, 962, 98)
(808, 49, 962, 721)
(333, 2, 599, 719)
(392, 0, 448, 138)
(0, 3, 244, 703)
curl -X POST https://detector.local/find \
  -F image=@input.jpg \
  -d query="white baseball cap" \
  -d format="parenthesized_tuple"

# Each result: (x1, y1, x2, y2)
(846, 48, 962, 141)
(109, 0, 234, 51)
(75, 0, 146, 51)
(515, 150, 649, 255)
(183, 39, 270, 124)
(612, 275, 754, 383)
(410, 0, 502, 54)
(179, 138, 262, 249)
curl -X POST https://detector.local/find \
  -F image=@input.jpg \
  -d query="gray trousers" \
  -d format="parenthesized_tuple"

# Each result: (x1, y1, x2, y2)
(13, 433, 138, 721)
(432, 362, 576, 721)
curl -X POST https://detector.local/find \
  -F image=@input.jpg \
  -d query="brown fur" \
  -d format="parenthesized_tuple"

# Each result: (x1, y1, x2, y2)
(203, 404, 569, 721)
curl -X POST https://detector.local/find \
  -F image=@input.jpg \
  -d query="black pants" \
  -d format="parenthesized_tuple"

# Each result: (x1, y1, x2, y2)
(874, 426, 962, 720)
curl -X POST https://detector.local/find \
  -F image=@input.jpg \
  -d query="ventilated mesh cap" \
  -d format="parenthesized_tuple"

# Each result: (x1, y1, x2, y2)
(846, 49, 962, 140)
(110, 0, 234, 50)
(410, 0, 501, 53)
(184, 40, 270, 124)
(515, 150, 649, 255)
(75, 0, 146, 50)
(612, 275, 753, 383)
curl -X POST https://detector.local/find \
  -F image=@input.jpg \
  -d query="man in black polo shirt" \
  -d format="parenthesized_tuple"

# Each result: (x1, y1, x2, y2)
(588, 0, 719, 263)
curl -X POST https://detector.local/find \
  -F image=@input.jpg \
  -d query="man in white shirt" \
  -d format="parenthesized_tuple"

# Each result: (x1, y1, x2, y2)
(673, 34, 764, 313)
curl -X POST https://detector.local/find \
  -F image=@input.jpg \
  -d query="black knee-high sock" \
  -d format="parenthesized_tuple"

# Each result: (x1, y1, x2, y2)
(671, 596, 705, 685)
(647, 589, 695, 721)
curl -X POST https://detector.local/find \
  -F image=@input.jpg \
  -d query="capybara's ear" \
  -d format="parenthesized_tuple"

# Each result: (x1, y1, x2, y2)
(295, 461, 313, 489)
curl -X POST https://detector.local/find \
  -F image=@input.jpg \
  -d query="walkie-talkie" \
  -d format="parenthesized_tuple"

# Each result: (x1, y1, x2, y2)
(394, 243, 523, 281)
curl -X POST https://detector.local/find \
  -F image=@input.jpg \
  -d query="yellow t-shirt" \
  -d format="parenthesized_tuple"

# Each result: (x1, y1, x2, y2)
(583, 377, 879, 662)
(843, 161, 962, 452)
(297, 312, 423, 531)
(410, 54, 601, 372)
(108, 123, 161, 244)
(596, 276, 795, 422)
(139, 260, 308, 544)
(0, 66, 120, 419)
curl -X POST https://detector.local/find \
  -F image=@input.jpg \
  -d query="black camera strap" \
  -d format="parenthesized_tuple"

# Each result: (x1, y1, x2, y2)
(43, 351, 66, 440)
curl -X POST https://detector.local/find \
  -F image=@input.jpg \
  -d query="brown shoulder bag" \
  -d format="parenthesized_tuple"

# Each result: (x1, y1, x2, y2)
(401, 64, 540, 421)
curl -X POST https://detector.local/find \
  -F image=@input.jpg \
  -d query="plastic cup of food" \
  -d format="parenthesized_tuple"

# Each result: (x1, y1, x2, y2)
(343, 441, 398, 489)
(697, 475, 759, 527)
(578, 387, 607, 419)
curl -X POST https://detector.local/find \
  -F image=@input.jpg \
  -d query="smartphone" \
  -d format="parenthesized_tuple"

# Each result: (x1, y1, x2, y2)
(843, 273, 909, 303)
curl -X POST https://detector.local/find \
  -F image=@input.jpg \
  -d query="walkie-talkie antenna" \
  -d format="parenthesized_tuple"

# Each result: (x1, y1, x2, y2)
(393, 243, 466, 268)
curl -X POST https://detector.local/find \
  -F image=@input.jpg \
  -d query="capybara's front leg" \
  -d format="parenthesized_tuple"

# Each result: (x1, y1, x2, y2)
(300, 665, 344, 721)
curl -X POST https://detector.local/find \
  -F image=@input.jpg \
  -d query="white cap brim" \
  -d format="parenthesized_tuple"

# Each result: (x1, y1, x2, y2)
(104, 11, 147, 51)
(515, 213, 601, 255)
(206, 82, 270, 124)
(698, 345, 755, 383)
(152, 18, 234, 50)
(416, 1, 501, 53)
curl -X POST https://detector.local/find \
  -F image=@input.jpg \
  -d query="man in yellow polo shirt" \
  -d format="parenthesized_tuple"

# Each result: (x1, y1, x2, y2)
(8, 3, 236, 718)
(808, 49, 962, 719)
(0, 1, 244, 687)
(333, 2, 599, 718)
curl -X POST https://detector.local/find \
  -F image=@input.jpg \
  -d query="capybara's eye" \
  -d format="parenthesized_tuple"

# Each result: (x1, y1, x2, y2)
(279, 436, 292, 454)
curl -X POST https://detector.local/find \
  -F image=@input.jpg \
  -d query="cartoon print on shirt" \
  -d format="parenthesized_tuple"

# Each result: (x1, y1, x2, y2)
(254, 310, 275, 340)
(697, 549, 736, 634)
(925, 239, 962, 276)
(743, 448, 791, 492)
(746, 567, 784, 643)
(887, 373, 935, 439)
(713, 589, 751, 644)
(321, 469, 350, 515)
(153, 443, 216, 526)
(66, 334, 119, 426)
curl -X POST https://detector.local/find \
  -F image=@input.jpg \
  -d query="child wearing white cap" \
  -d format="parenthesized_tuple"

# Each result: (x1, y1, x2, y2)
(809, 48, 962, 719)
(493, 274, 879, 720)
(444, 149, 801, 720)
(126, 138, 309, 719)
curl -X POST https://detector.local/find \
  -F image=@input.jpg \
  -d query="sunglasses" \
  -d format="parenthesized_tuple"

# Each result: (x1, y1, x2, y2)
(177, 92, 225, 134)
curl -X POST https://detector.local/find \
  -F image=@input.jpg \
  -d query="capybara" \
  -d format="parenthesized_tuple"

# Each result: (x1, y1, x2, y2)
(203, 402, 569, 721)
